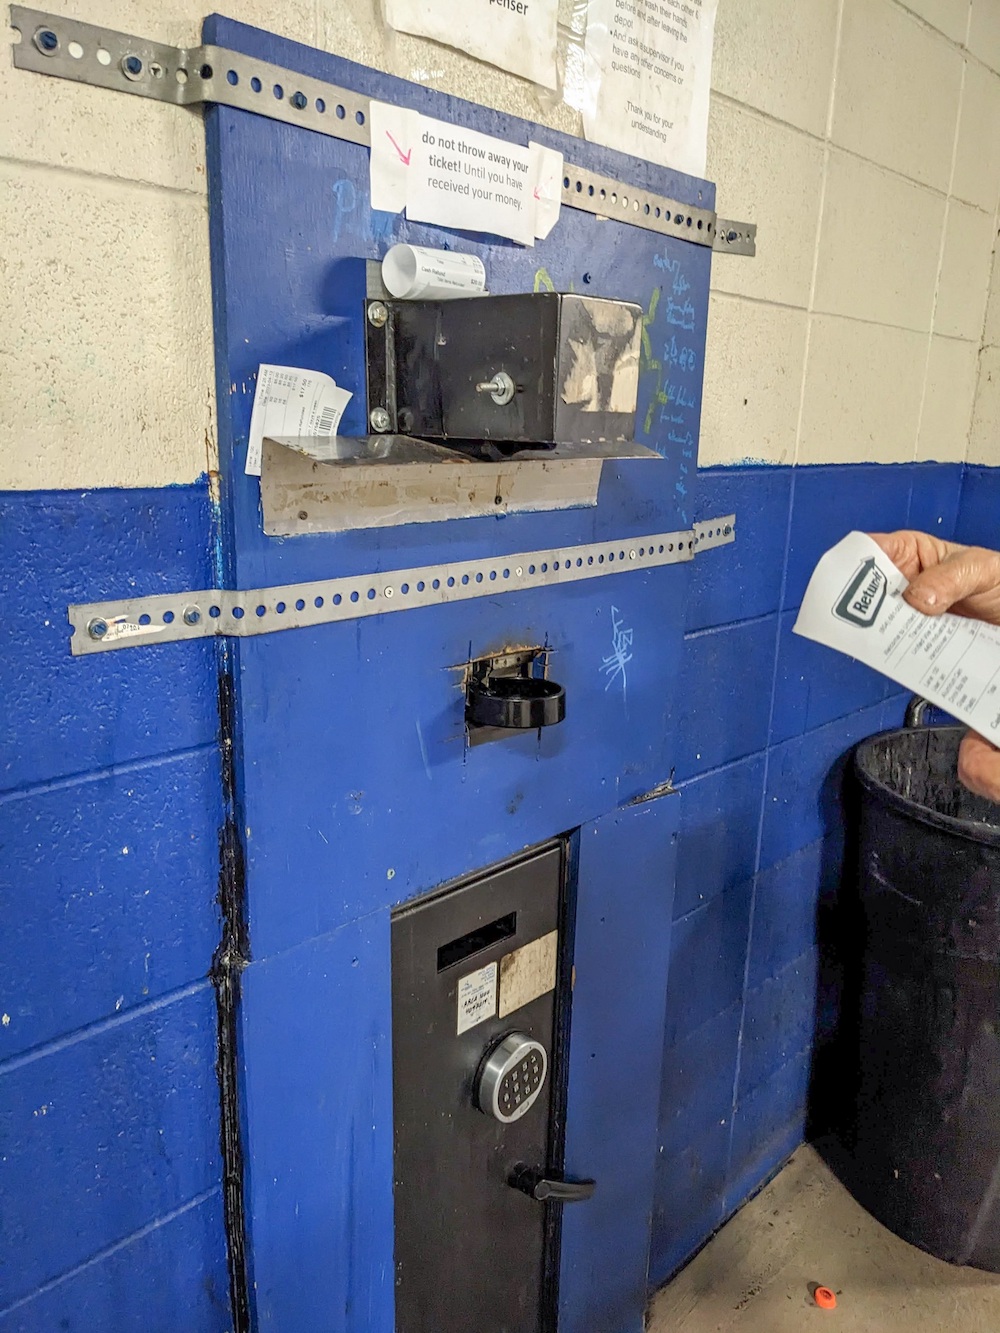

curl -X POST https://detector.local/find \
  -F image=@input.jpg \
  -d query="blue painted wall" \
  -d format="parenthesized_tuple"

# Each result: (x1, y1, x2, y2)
(203, 17, 708, 1332)
(956, 464, 1000, 549)
(0, 488, 231, 1331)
(649, 459, 967, 1283)
(0, 458, 987, 1327)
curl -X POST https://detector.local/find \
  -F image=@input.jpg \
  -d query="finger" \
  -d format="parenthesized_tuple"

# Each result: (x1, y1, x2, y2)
(868, 530, 954, 582)
(868, 531, 922, 579)
(958, 731, 1000, 803)
(905, 546, 1000, 617)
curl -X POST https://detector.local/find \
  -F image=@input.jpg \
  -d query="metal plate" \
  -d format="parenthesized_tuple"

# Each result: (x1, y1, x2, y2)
(11, 7, 754, 255)
(10, 7, 372, 144)
(260, 442, 604, 536)
(713, 219, 758, 257)
(560, 161, 716, 247)
(67, 516, 735, 654)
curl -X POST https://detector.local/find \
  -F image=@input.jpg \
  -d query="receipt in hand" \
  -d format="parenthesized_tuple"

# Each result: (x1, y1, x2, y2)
(245, 365, 352, 476)
(793, 531, 1000, 745)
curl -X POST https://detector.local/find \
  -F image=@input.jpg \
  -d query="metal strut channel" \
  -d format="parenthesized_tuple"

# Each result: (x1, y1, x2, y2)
(67, 517, 736, 655)
(10, 7, 756, 256)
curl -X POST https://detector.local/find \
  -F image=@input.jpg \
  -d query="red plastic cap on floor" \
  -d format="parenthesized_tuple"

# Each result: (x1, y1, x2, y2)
(814, 1286, 837, 1310)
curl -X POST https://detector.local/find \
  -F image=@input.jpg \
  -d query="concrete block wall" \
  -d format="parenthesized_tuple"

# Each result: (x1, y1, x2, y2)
(703, 0, 999, 470)
(3, 0, 1000, 1324)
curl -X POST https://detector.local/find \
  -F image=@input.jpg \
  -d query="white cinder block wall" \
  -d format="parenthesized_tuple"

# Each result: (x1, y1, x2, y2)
(2, 0, 998, 488)
(704, 0, 1000, 468)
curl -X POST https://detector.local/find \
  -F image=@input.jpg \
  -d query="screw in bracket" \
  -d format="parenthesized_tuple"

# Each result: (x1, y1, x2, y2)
(367, 301, 389, 328)
(369, 406, 392, 432)
(475, 371, 516, 406)
(182, 606, 202, 627)
(87, 618, 108, 641)
(33, 27, 59, 54)
(121, 54, 144, 80)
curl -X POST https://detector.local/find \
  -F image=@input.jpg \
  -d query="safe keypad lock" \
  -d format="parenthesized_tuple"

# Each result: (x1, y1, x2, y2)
(476, 1032, 548, 1124)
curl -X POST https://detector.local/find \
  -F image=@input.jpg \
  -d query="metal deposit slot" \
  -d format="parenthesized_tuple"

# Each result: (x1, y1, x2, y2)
(437, 912, 519, 972)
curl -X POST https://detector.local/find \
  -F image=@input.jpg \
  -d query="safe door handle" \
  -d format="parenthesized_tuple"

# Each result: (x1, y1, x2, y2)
(509, 1165, 596, 1203)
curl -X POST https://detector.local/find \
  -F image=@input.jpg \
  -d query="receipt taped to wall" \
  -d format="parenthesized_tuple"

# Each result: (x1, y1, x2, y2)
(794, 531, 1000, 744)
(246, 366, 352, 476)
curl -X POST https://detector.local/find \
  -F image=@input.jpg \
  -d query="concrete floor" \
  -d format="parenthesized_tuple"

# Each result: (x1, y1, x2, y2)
(648, 1146, 1000, 1332)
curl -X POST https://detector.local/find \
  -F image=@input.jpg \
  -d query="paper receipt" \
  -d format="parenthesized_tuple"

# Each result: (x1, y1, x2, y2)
(245, 365, 352, 476)
(793, 531, 1000, 744)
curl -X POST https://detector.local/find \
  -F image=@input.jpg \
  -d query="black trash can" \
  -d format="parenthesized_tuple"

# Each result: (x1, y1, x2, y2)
(848, 720, 1000, 1270)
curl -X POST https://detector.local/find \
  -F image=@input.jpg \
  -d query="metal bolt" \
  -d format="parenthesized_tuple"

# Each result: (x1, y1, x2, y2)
(121, 54, 143, 79)
(34, 27, 59, 54)
(87, 618, 108, 640)
(367, 301, 389, 328)
(475, 371, 516, 406)
(369, 406, 392, 432)
(182, 606, 201, 626)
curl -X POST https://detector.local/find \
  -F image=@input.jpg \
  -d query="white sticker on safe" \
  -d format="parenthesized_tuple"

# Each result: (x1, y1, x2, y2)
(457, 961, 498, 1035)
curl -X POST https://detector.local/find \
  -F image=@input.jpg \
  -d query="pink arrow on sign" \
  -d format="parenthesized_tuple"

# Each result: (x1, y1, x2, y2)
(385, 130, 412, 165)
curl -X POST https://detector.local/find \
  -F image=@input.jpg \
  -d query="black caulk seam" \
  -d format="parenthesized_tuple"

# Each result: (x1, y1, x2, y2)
(213, 654, 251, 1333)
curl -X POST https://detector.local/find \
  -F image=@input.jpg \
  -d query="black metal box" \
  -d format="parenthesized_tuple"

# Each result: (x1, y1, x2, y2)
(386, 292, 643, 447)
(391, 842, 569, 1333)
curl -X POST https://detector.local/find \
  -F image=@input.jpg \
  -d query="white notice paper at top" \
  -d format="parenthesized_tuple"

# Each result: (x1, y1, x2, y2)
(582, 0, 718, 178)
(384, 0, 559, 90)
(246, 366, 352, 477)
(794, 532, 1000, 746)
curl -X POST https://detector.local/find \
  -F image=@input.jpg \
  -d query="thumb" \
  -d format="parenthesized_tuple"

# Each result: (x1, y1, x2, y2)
(904, 547, 1000, 616)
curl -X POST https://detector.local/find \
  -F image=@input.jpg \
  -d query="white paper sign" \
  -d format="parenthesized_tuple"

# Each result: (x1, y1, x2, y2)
(530, 141, 563, 241)
(384, 0, 559, 90)
(409, 118, 537, 245)
(582, 0, 718, 178)
(794, 532, 1000, 745)
(368, 104, 562, 245)
(368, 100, 417, 213)
(457, 961, 499, 1035)
(246, 366, 352, 477)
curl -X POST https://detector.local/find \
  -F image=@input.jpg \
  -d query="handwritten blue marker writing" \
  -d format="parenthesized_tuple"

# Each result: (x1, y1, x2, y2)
(653, 253, 691, 299)
(665, 297, 696, 332)
(601, 606, 634, 701)
(663, 335, 697, 372)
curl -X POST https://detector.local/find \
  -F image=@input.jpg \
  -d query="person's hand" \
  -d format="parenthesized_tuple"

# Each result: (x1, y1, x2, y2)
(869, 530, 1000, 623)
(869, 530, 1000, 803)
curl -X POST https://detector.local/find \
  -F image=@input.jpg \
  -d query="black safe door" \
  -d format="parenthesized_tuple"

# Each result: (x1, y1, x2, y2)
(391, 842, 566, 1333)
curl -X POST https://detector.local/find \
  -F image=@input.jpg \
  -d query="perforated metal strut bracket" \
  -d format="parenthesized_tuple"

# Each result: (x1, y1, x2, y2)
(11, 7, 756, 256)
(68, 516, 736, 654)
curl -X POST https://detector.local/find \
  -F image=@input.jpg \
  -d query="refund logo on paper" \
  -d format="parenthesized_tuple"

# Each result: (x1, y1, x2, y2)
(833, 557, 888, 628)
